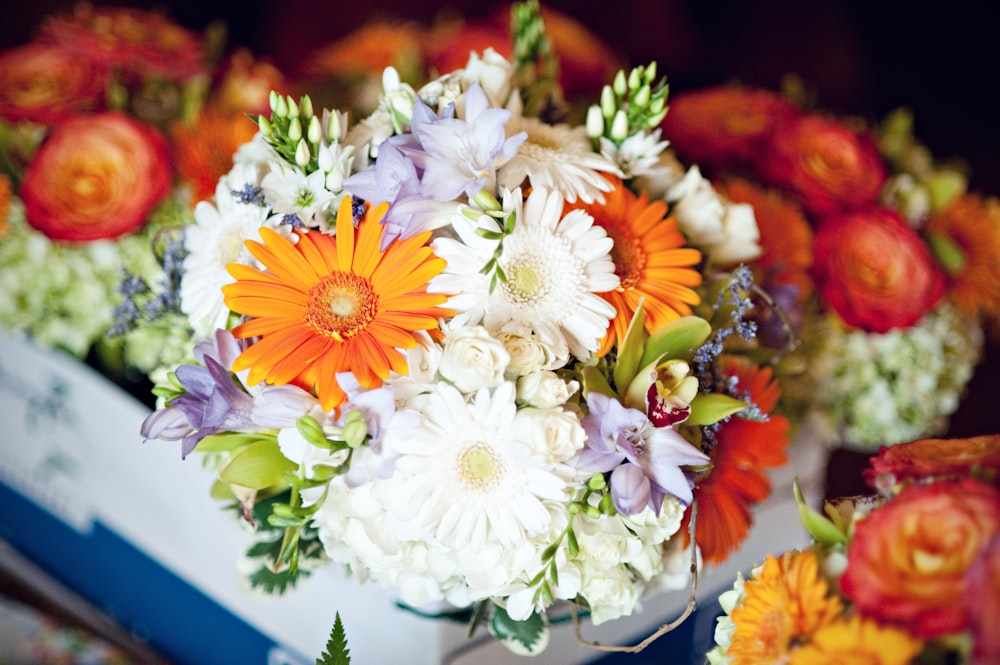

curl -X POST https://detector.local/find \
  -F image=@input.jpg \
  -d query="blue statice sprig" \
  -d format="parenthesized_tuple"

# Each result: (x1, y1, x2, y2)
(586, 63, 669, 150)
(692, 265, 758, 390)
(108, 229, 187, 337)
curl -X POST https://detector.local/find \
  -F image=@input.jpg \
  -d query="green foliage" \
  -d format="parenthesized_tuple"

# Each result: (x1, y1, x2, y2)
(488, 605, 549, 656)
(316, 613, 351, 665)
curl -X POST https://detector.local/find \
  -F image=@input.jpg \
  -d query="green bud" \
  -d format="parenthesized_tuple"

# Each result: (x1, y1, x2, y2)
(307, 115, 322, 144)
(342, 410, 368, 448)
(294, 139, 310, 167)
(257, 114, 273, 136)
(296, 415, 329, 449)
(610, 109, 628, 142)
(599, 492, 616, 515)
(299, 94, 313, 119)
(613, 70, 627, 96)
(273, 93, 288, 118)
(634, 83, 651, 108)
(644, 61, 657, 84)
(568, 502, 581, 515)
(271, 503, 296, 519)
(286, 95, 300, 118)
(647, 108, 668, 129)
(327, 112, 342, 142)
(601, 85, 616, 119)
(628, 67, 642, 91)
(649, 96, 666, 115)
(587, 473, 606, 491)
(585, 105, 604, 138)
(583, 504, 601, 519)
(288, 117, 302, 142)
(472, 188, 502, 212)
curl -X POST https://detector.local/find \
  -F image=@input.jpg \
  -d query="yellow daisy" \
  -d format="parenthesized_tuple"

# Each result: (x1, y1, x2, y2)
(223, 197, 453, 411)
(790, 615, 923, 665)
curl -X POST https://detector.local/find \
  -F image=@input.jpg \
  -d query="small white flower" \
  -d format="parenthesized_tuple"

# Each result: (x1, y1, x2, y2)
(438, 324, 510, 393)
(598, 129, 670, 180)
(261, 161, 337, 228)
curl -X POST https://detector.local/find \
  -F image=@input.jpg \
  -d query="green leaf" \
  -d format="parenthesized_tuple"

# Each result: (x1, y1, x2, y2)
(244, 559, 308, 595)
(196, 431, 275, 453)
(686, 392, 748, 426)
(638, 316, 712, 369)
(580, 365, 616, 399)
(488, 605, 549, 656)
(613, 302, 647, 395)
(219, 438, 296, 490)
(316, 613, 351, 665)
(794, 479, 848, 547)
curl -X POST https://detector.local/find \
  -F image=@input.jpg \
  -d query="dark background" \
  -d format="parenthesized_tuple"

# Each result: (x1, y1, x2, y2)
(5, 0, 999, 484)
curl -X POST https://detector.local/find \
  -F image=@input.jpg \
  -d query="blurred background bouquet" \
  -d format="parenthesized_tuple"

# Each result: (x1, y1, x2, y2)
(708, 433, 1000, 665)
(0, 2, 287, 385)
(128, 1, 805, 654)
(661, 84, 998, 452)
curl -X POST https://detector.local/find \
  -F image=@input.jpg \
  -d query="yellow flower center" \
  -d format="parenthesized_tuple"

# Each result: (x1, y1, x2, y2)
(304, 271, 378, 341)
(509, 263, 541, 299)
(459, 444, 503, 491)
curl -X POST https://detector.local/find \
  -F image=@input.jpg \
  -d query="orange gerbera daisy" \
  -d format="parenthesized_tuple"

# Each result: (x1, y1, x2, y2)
(680, 356, 790, 565)
(727, 550, 844, 665)
(171, 106, 259, 205)
(789, 615, 923, 665)
(925, 193, 1000, 321)
(569, 177, 702, 356)
(717, 178, 814, 301)
(223, 197, 453, 411)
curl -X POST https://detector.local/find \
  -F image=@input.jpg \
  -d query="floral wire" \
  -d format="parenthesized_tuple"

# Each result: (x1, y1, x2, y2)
(572, 499, 699, 652)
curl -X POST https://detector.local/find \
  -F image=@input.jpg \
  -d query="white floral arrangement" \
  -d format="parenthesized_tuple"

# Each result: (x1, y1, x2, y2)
(129, 2, 791, 655)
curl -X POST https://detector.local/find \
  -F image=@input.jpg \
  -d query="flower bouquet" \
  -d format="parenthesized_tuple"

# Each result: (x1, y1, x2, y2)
(131, 1, 803, 656)
(661, 85, 995, 451)
(0, 2, 286, 381)
(709, 433, 1000, 665)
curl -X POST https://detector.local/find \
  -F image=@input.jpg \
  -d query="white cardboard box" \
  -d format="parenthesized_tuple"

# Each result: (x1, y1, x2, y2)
(0, 331, 827, 664)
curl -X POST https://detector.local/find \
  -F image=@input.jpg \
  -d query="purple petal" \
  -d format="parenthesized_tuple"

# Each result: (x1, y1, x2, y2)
(610, 464, 651, 516)
(140, 407, 193, 442)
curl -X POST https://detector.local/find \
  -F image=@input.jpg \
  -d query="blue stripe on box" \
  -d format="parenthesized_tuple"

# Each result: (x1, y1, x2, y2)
(0, 480, 311, 665)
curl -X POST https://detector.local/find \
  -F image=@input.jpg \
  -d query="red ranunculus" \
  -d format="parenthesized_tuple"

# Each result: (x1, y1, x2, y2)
(811, 208, 944, 332)
(840, 477, 1000, 638)
(20, 112, 171, 242)
(865, 434, 1000, 490)
(0, 43, 104, 124)
(38, 4, 206, 82)
(660, 86, 801, 171)
(756, 114, 887, 216)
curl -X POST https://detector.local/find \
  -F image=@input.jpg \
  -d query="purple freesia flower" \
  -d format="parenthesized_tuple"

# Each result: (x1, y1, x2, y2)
(574, 392, 709, 516)
(402, 83, 526, 202)
(140, 329, 254, 459)
(343, 141, 425, 248)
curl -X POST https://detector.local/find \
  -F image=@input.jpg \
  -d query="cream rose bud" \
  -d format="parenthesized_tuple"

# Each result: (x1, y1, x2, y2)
(438, 325, 510, 393)
(517, 370, 579, 408)
(709, 200, 763, 264)
(513, 407, 586, 463)
(462, 47, 514, 107)
(497, 325, 565, 375)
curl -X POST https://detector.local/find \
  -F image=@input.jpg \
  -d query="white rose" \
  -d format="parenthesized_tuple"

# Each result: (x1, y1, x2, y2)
(496, 324, 565, 375)
(575, 513, 643, 567)
(708, 200, 762, 264)
(579, 564, 639, 625)
(516, 370, 579, 408)
(438, 325, 510, 393)
(513, 406, 586, 464)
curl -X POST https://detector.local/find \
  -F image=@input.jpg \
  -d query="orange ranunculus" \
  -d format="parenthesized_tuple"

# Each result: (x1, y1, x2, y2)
(170, 106, 259, 205)
(660, 86, 801, 171)
(38, 3, 206, 82)
(865, 434, 1000, 490)
(0, 43, 104, 124)
(20, 112, 172, 242)
(756, 114, 887, 217)
(0, 174, 11, 236)
(966, 536, 1000, 665)
(811, 207, 944, 333)
(840, 477, 1000, 638)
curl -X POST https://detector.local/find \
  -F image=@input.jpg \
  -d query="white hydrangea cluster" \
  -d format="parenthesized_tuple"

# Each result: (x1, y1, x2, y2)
(803, 302, 984, 450)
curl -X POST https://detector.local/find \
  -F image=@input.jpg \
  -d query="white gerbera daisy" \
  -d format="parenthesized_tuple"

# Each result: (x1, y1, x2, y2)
(181, 181, 284, 337)
(499, 116, 621, 203)
(385, 382, 572, 551)
(432, 187, 619, 359)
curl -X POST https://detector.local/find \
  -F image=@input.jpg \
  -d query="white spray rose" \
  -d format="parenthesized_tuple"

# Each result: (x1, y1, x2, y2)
(516, 370, 580, 409)
(438, 325, 510, 393)
(512, 406, 586, 464)
(497, 325, 566, 375)
(579, 563, 639, 625)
